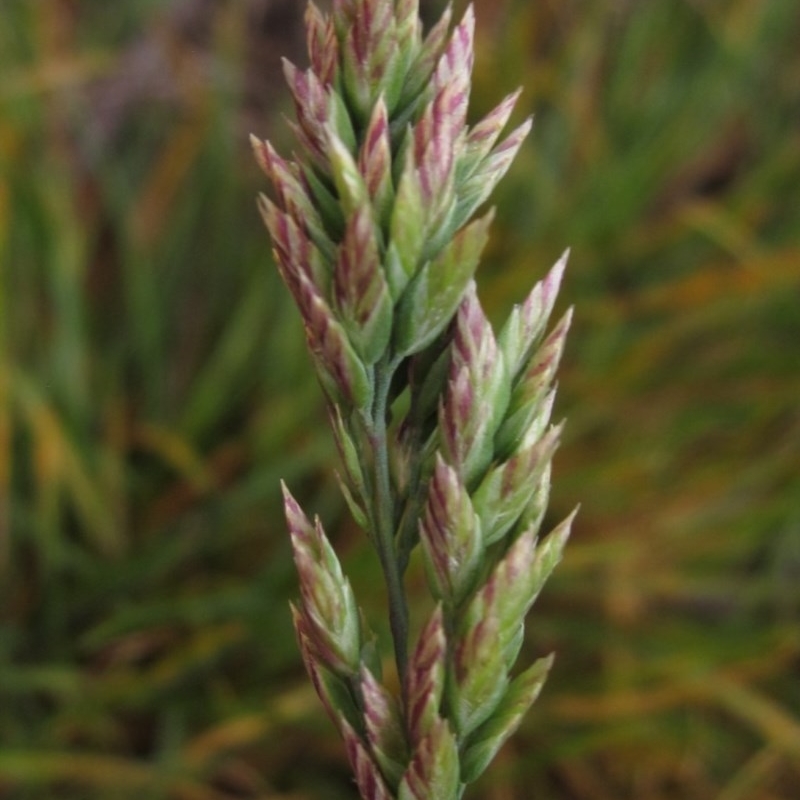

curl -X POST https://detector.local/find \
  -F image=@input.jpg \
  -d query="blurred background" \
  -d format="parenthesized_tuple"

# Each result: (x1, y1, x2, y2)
(1, 0, 798, 797)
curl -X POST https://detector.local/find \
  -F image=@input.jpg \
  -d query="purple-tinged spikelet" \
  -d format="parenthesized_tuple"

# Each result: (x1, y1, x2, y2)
(419, 454, 483, 605)
(404, 606, 447, 745)
(334, 205, 393, 364)
(342, 718, 395, 800)
(282, 60, 331, 164)
(361, 666, 408, 786)
(306, 3, 338, 87)
(438, 283, 509, 484)
(358, 98, 394, 223)
(498, 251, 569, 379)
(283, 483, 362, 675)
(460, 89, 522, 178)
(397, 717, 460, 800)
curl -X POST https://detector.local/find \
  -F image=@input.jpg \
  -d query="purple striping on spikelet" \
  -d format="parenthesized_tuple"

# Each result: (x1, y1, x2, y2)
(303, 295, 370, 407)
(420, 457, 456, 587)
(293, 604, 344, 696)
(414, 85, 461, 197)
(451, 283, 499, 387)
(359, 98, 392, 201)
(258, 197, 316, 283)
(466, 88, 522, 152)
(409, 5, 452, 86)
(361, 667, 394, 741)
(485, 117, 533, 175)
(305, 3, 338, 87)
(335, 207, 381, 319)
(342, 718, 395, 800)
(256, 139, 303, 213)
(439, 366, 475, 470)
(432, 6, 475, 105)
(518, 255, 568, 342)
(405, 606, 446, 743)
(395, 0, 421, 53)
(398, 716, 459, 800)
(500, 423, 562, 497)
(515, 309, 573, 398)
(419, 453, 483, 603)
(283, 59, 330, 159)
(361, 665, 407, 783)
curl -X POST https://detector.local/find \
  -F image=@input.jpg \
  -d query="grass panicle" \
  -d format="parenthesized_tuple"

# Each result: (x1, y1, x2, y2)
(252, 2, 574, 796)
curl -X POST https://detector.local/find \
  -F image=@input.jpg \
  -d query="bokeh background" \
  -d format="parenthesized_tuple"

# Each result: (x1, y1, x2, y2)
(2, 0, 799, 798)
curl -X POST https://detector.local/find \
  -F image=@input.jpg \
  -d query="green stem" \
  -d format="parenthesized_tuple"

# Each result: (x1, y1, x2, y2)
(368, 355, 409, 686)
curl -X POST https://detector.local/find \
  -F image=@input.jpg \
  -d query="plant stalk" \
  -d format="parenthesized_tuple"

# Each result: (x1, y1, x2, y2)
(367, 355, 409, 686)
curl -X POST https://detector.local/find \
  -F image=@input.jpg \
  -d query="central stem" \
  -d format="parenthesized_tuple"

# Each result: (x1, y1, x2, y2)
(369, 355, 409, 686)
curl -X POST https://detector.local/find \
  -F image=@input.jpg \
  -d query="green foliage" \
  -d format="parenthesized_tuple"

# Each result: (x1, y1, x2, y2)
(1, 0, 799, 798)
